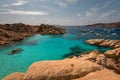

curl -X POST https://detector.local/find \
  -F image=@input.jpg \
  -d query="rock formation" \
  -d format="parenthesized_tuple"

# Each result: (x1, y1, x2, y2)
(104, 48, 120, 59)
(87, 50, 120, 73)
(0, 23, 65, 45)
(3, 72, 25, 80)
(23, 58, 102, 80)
(2, 37, 120, 80)
(3, 48, 120, 80)
(86, 39, 120, 73)
(73, 69, 120, 80)
(86, 39, 120, 48)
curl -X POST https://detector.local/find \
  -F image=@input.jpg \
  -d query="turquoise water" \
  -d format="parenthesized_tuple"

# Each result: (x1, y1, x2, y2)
(0, 27, 119, 79)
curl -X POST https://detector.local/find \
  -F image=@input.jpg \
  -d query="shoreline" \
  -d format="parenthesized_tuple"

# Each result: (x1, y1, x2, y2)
(3, 39, 120, 80)
(1, 24, 120, 80)
(86, 21, 120, 28)
(0, 23, 65, 45)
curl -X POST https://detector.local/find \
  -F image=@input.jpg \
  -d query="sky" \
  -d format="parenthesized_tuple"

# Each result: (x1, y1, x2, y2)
(0, 0, 120, 25)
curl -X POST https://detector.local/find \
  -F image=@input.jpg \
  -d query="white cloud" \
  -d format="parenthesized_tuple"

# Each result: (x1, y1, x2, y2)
(55, 0, 78, 8)
(101, 0, 114, 9)
(77, 13, 80, 17)
(84, 0, 113, 17)
(2, 4, 9, 7)
(2, 0, 28, 7)
(55, 1, 68, 8)
(11, 1, 28, 6)
(82, 0, 116, 24)
(0, 9, 48, 16)
(86, 7, 99, 17)
(38, 5, 59, 12)
(66, 0, 78, 3)
(85, 0, 114, 17)
(97, 11, 115, 21)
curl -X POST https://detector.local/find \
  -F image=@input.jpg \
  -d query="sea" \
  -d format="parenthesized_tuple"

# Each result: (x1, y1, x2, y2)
(0, 26, 120, 79)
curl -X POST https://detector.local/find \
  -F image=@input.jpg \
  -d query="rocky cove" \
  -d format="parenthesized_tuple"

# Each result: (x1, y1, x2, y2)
(0, 0, 120, 79)
(2, 38, 120, 80)
(3, 39, 120, 80)
(0, 25, 120, 80)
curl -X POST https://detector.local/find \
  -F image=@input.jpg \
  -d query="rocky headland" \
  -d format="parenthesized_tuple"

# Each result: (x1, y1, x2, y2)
(87, 21, 120, 28)
(0, 23, 65, 45)
(86, 39, 120, 48)
(3, 39, 120, 80)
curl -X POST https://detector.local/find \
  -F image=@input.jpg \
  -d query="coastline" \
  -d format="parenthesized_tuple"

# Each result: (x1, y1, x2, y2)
(0, 0, 120, 79)
(0, 23, 65, 45)
(86, 21, 120, 28)
(3, 39, 120, 80)
(0, 23, 120, 80)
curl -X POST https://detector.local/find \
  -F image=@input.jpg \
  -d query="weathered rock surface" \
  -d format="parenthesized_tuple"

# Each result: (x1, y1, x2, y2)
(23, 58, 102, 80)
(0, 23, 65, 45)
(73, 69, 120, 80)
(3, 49, 120, 80)
(104, 48, 120, 59)
(3, 72, 25, 80)
(86, 39, 120, 73)
(85, 50, 120, 73)
(3, 40, 120, 80)
(86, 39, 120, 48)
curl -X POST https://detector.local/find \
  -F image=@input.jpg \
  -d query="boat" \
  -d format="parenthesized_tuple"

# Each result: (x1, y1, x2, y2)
(8, 48, 23, 55)
(112, 33, 117, 36)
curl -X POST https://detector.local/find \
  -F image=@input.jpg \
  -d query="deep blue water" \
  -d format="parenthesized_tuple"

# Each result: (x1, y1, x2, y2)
(0, 26, 120, 79)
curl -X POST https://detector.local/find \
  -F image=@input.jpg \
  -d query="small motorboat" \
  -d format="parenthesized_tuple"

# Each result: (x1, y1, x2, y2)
(112, 33, 117, 36)
(8, 48, 23, 55)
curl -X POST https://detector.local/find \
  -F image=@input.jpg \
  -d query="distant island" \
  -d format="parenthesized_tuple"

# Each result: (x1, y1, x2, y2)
(86, 21, 120, 28)
(0, 23, 65, 45)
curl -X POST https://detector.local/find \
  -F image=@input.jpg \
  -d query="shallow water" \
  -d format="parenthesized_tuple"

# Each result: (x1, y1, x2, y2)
(0, 26, 120, 79)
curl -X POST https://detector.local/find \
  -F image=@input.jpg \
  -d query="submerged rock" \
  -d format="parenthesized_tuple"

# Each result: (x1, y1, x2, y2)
(8, 48, 23, 55)
(63, 45, 86, 58)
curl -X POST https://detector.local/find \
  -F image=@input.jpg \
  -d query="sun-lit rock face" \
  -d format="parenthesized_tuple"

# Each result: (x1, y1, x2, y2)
(85, 50, 120, 74)
(73, 69, 120, 80)
(0, 23, 65, 45)
(86, 39, 120, 73)
(104, 48, 120, 59)
(3, 72, 25, 80)
(3, 39, 120, 80)
(3, 48, 120, 80)
(23, 58, 102, 80)
(86, 39, 120, 48)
